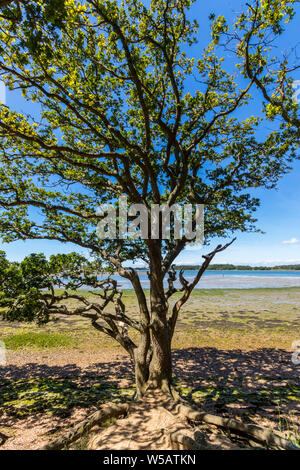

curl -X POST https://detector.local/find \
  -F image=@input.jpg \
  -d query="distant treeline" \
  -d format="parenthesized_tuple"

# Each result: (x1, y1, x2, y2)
(172, 264, 300, 271)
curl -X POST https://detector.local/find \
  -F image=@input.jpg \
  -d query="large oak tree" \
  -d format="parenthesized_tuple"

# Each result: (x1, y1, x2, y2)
(0, 0, 299, 405)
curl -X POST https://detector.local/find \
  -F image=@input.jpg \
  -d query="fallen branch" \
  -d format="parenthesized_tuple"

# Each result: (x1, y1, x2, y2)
(39, 403, 129, 450)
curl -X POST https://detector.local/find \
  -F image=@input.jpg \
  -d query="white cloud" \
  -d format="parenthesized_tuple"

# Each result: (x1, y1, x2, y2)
(281, 237, 299, 244)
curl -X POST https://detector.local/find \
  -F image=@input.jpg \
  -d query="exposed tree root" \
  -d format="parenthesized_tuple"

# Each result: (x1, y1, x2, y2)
(39, 403, 129, 450)
(201, 413, 299, 450)
(169, 431, 205, 450)
(38, 391, 299, 451)
(174, 403, 299, 450)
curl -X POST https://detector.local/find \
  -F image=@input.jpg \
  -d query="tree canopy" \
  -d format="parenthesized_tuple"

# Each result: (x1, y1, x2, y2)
(0, 0, 298, 257)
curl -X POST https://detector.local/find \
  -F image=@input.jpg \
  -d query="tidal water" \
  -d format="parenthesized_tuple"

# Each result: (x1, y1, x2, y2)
(99, 270, 300, 290)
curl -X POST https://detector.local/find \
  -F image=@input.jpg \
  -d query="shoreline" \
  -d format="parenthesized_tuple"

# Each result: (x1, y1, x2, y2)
(69, 285, 300, 292)
(102, 270, 300, 290)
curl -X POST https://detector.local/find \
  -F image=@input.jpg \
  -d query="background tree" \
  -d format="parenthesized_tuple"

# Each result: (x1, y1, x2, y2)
(0, 0, 299, 403)
(0, 251, 106, 323)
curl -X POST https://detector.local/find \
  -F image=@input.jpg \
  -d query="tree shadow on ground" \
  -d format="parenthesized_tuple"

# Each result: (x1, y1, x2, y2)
(172, 347, 299, 384)
(173, 348, 300, 428)
(0, 347, 299, 429)
(0, 357, 135, 420)
(0, 357, 134, 382)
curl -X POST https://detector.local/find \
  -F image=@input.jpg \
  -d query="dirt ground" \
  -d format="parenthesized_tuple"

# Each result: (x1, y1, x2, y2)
(0, 346, 299, 450)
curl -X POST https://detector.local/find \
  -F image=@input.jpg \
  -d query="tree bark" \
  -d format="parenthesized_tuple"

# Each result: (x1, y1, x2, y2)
(133, 316, 173, 398)
(134, 330, 150, 398)
(146, 240, 173, 394)
(147, 320, 172, 392)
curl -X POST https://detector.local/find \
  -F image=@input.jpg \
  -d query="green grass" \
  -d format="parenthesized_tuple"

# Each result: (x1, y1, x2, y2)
(182, 383, 299, 405)
(1, 332, 78, 350)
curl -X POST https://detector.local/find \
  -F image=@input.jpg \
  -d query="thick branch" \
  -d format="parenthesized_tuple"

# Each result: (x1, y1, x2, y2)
(168, 238, 236, 335)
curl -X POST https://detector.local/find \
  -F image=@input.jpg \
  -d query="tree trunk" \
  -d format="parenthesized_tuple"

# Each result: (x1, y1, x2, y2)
(132, 240, 174, 398)
(134, 326, 173, 398)
(133, 330, 150, 398)
(147, 319, 172, 392)
(134, 306, 173, 398)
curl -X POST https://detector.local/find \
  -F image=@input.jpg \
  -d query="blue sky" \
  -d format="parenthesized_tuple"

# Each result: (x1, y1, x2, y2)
(1, 0, 300, 266)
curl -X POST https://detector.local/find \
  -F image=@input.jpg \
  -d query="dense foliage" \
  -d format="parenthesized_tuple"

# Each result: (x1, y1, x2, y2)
(0, 250, 102, 324)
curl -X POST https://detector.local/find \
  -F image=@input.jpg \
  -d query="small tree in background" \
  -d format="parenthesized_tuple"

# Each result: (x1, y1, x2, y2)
(0, 251, 104, 323)
(0, 0, 299, 449)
